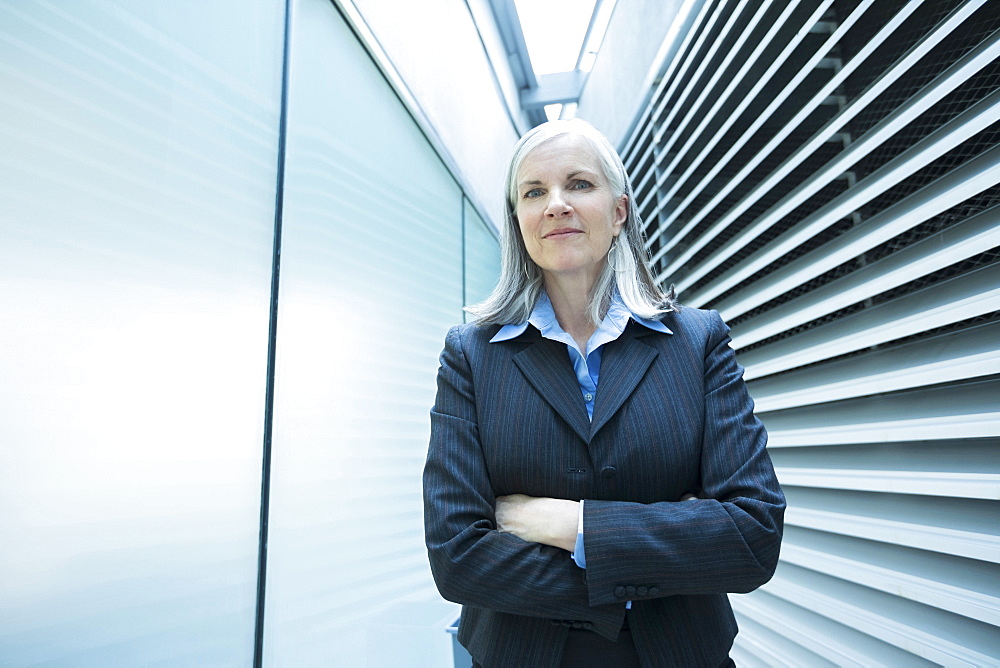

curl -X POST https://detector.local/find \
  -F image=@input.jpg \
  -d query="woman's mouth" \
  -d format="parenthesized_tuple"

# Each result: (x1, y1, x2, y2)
(544, 228, 581, 239)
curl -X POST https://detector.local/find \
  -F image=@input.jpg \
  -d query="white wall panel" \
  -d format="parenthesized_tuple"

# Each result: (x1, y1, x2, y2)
(618, 0, 1000, 663)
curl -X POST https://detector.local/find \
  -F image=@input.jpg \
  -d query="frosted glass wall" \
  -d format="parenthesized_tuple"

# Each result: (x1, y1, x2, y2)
(463, 198, 501, 316)
(0, 0, 284, 664)
(260, 0, 471, 664)
(0, 0, 500, 665)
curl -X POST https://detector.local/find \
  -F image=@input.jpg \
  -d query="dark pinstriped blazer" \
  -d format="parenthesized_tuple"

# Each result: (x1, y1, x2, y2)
(423, 306, 785, 668)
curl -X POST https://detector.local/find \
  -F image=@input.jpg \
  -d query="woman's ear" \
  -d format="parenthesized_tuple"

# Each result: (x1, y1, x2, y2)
(614, 195, 628, 231)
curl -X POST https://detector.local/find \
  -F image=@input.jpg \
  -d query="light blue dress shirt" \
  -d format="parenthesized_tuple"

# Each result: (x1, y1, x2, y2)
(490, 290, 671, 571)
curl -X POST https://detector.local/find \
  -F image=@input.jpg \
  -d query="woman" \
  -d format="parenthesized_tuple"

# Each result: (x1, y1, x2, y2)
(423, 119, 784, 668)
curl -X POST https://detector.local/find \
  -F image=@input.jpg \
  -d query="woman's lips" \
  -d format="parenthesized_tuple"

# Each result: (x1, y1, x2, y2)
(544, 228, 582, 239)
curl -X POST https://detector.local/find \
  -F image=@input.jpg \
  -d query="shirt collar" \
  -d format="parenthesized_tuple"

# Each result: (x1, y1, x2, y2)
(490, 290, 671, 344)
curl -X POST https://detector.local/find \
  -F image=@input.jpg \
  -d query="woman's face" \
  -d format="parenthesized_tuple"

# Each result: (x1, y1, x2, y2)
(514, 133, 627, 289)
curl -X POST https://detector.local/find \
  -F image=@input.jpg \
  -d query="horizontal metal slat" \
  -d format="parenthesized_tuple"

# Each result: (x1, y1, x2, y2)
(731, 590, 933, 666)
(714, 150, 1000, 323)
(621, 0, 719, 165)
(738, 263, 1000, 379)
(644, 0, 925, 266)
(675, 49, 1000, 299)
(649, 0, 780, 144)
(637, 0, 833, 216)
(763, 378, 1000, 447)
(749, 321, 1000, 411)
(730, 613, 838, 667)
(765, 563, 1000, 666)
(782, 491, 998, 562)
(728, 201, 1000, 349)
(652, 0, 992, 282)
(629, 0, 740, 194)
(763, 377, 1000, 428)
(780, 530, 1000, 626)
(645, 0, 911, 254)
(767, 412, 1000, 447)
(643, 0, 868, 245)
(775, 468, 1000, 499)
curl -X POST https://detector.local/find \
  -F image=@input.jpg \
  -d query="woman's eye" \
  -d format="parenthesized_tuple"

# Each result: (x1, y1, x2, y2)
(572, 180, 593, 190)
(524, 188, 543, 199)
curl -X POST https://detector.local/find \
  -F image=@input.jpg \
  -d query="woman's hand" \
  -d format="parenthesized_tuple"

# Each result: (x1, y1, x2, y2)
(495, 494, 579, 552)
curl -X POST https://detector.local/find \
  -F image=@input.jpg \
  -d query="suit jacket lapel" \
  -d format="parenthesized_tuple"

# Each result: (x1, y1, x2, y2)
(513, 336, 592, 444)
(590, 325, 660, 438)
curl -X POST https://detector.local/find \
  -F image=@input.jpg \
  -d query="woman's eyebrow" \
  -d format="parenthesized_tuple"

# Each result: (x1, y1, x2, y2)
(518, 169, 597, 188)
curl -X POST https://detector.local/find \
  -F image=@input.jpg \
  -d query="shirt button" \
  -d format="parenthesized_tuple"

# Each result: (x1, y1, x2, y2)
(584, 392, 593, 402)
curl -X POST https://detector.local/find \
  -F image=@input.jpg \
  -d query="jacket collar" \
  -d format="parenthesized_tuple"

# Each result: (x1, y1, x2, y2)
(491, 291, 672, 345)
(511, 321, 661, 444)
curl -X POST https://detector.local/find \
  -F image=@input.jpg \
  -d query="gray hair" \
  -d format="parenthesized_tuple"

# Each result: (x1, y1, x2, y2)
(466, 118, 674, 326)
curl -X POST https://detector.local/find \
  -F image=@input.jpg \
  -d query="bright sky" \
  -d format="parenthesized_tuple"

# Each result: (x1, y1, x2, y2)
(514, 0, 598, 75)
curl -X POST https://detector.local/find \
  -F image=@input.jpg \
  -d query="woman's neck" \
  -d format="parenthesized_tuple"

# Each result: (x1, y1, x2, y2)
(544, 275, 599, 355)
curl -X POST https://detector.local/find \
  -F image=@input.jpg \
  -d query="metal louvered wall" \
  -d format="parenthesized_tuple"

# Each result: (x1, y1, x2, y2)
(619, 0, 1000, 664)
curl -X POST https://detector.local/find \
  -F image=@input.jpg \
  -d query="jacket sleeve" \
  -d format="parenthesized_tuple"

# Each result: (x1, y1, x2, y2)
(581, 310, 785, 607)
(423, 325, 626, 638)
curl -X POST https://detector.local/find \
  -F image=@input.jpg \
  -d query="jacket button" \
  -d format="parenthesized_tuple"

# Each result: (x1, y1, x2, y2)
(614, 586, 626, 597)
(571, 621, 584, 628)
(626, 585, 637, 597)
(600, 466, 617, 479)
(637, 586, 648, 596)
(649, 586, 660, 595)
(583, 622, 593, 630)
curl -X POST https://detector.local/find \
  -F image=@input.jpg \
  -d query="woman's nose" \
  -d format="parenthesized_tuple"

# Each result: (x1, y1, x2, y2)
(545, 190, 572, 217)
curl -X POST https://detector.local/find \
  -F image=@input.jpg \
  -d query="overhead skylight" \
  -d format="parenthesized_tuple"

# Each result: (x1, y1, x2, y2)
(512, 0, 616, 120)
(513, 0, 597, 75)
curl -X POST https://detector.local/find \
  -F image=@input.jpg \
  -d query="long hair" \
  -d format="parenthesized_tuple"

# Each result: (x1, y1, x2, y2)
(466, 118, 674, 325)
